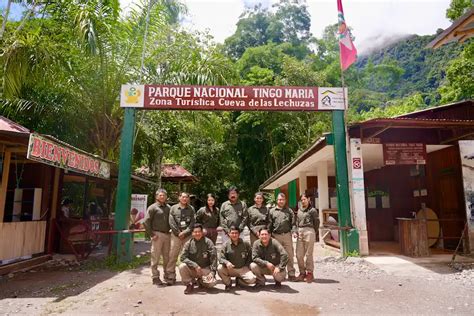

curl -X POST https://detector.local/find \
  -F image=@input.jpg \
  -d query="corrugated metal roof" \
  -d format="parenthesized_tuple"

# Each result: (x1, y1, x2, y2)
(0, 116, 30, 134)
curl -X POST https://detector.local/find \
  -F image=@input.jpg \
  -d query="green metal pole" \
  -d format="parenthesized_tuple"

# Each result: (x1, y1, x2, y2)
(114, 108, 136, 262)
(331, 110, 358, 256)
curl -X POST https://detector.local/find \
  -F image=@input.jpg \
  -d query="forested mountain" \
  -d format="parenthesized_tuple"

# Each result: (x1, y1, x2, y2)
(356, 33, 466, 105)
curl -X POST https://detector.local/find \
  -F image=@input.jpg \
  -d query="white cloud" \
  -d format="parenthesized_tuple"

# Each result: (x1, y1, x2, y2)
(119, 0, 453, 52)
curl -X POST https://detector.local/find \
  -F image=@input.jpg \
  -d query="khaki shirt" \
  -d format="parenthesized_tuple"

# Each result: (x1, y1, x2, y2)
(195, 207, 219, 229)
(269, 206, 296, 234)
(247, 204, 270, 236)
(180, 237, 217, 271)
(219, 238, 252, 269)
(143, 202, 170, 236)
(296, 207, 319, 229)
(252, 238, 288, 270)
(219, 200, 248, 233)
(169, 204, 195, 237)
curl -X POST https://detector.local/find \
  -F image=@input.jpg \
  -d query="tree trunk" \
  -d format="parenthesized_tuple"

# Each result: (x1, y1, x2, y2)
(0, 0, 13, 40)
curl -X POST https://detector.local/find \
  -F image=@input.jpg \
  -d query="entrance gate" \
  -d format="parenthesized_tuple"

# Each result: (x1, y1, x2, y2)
(115, 84, 359, 261)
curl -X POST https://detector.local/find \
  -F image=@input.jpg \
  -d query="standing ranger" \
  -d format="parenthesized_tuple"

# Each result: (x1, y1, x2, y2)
(166, 192, 195, 285)
(269, 192, 297, 281)
(295, 193, 319, 282)
(179, 224, 217, 294)
(143, 189, 171, 285)
(218, 226, 256, 291)
(250, 228, 288, 288)
(195, 193, 220, 244)
(247, 192, 270, 245)
(220, 186, 248, 244)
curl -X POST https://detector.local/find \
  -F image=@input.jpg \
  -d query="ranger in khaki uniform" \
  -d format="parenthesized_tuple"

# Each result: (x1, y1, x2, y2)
(179, 224, 217, 294)
(250, 228, 288, 288)
(269, 193, 296, 280)
(295, 193, 319, 282)
(220, 187, 248, 244)
(143, 189, 171, 285)
(166, 192, 195, 285)
(247, 192, 270, 245)
(218, 226, 256, 291)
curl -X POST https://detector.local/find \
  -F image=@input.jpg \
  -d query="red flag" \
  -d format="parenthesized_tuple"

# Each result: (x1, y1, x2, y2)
(337, 0, 357, 70)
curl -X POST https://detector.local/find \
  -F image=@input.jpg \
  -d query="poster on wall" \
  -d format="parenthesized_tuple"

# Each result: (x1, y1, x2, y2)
(383, 143, 426, 165)
(459, 140, 474, 251)
(130, 194, 148, 229)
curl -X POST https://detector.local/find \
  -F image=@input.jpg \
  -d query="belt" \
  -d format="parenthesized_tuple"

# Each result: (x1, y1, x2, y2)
(154, 230, 171, 234)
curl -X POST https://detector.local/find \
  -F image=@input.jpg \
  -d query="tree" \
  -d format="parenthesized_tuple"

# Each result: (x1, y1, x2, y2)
(224, 0, 312, 60)
(446, 0, 473, 21)
(439, 41, 474, 103)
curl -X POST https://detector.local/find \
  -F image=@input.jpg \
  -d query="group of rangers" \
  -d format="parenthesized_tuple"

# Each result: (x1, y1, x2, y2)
(143, 186, 319, 294)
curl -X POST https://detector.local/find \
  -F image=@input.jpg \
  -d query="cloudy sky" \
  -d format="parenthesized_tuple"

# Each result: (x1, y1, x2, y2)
(120, 0, 453, 53)
(3, 0, 453, 53)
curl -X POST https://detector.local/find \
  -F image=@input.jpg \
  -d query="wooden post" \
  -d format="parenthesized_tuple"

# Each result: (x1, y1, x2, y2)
(47, 168, 61, 253)
(0, 151, 12, 222)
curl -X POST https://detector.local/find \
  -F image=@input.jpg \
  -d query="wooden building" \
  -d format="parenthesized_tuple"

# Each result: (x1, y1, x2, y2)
(260, 100, 474, 256)
(0, 117, 115, 270)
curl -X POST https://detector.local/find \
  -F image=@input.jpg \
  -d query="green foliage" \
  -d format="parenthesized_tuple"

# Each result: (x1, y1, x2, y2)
(224, 0, 311, 60)
(439, 41, 474, 103)
(446, 0, 473, 21)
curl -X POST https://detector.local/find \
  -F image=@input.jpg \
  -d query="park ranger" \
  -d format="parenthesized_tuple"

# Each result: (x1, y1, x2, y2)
(166, 192, 195, 285)
(179, 224, 217, 294)
(220, 186, 248, 244)
(247, 192, 270, 245)
(250, 228, 288, 288)
(143, 189, 171, 286)
(217, 226, 256, 291)
(295, 193, 319, 282)
(269, 192, 297, 281)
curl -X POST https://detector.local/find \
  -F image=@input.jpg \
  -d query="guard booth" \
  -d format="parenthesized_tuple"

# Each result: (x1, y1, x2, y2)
(260, 99, 474, 256)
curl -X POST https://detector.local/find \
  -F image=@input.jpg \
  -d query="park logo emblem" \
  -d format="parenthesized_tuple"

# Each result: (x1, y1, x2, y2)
(318, 87, 347, 110)
(121, 84, 144, 108)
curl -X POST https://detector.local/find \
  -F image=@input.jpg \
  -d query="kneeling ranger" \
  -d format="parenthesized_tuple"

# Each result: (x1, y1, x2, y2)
(250, 228, 288, 288)
(179, 224, 217, 294)
(218, 226, 256, 291)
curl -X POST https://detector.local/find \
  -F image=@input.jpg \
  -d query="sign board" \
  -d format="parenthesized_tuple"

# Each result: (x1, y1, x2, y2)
(120, 85, 347, 111)
(130, 194, 147, 228)
(383, 143, 426, 165)
(27, 133, 111, 179)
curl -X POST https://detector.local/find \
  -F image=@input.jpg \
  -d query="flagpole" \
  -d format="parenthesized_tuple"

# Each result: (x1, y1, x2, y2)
(333, 0, 358, 256)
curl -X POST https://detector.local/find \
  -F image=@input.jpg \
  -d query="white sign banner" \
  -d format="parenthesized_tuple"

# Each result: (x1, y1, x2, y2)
(459, 140, 474, 253)
(130, 194, 148, 228)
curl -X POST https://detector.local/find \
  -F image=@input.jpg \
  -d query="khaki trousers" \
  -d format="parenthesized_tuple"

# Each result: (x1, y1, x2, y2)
(150, 231, 171, 280)
(296, 227, 316, 273)
(217, 264, 256, 286)
(250, 262, 286, 285)
(166, 234, 191, 281)
(273, 232, 296, 277)
(178, 263, 216, 288)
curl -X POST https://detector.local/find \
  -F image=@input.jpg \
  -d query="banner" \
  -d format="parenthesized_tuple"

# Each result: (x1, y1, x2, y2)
(27, 133, 111, 179)
(130, 194, 148, 229)
(459, 140, 474, 252)
(120, 85, 348, 111)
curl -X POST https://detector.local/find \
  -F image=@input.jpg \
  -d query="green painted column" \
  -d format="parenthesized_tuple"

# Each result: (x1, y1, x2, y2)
(331, 110, 359, 256)
(114, 108, 136, 262)
(288, 179, 297, 209)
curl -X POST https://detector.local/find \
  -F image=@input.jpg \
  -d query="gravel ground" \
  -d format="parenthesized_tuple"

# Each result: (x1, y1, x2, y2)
(1, 241, 473, 315)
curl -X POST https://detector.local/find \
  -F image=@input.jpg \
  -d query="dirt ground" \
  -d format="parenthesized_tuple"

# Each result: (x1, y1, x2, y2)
(1, 240, 473, 315)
